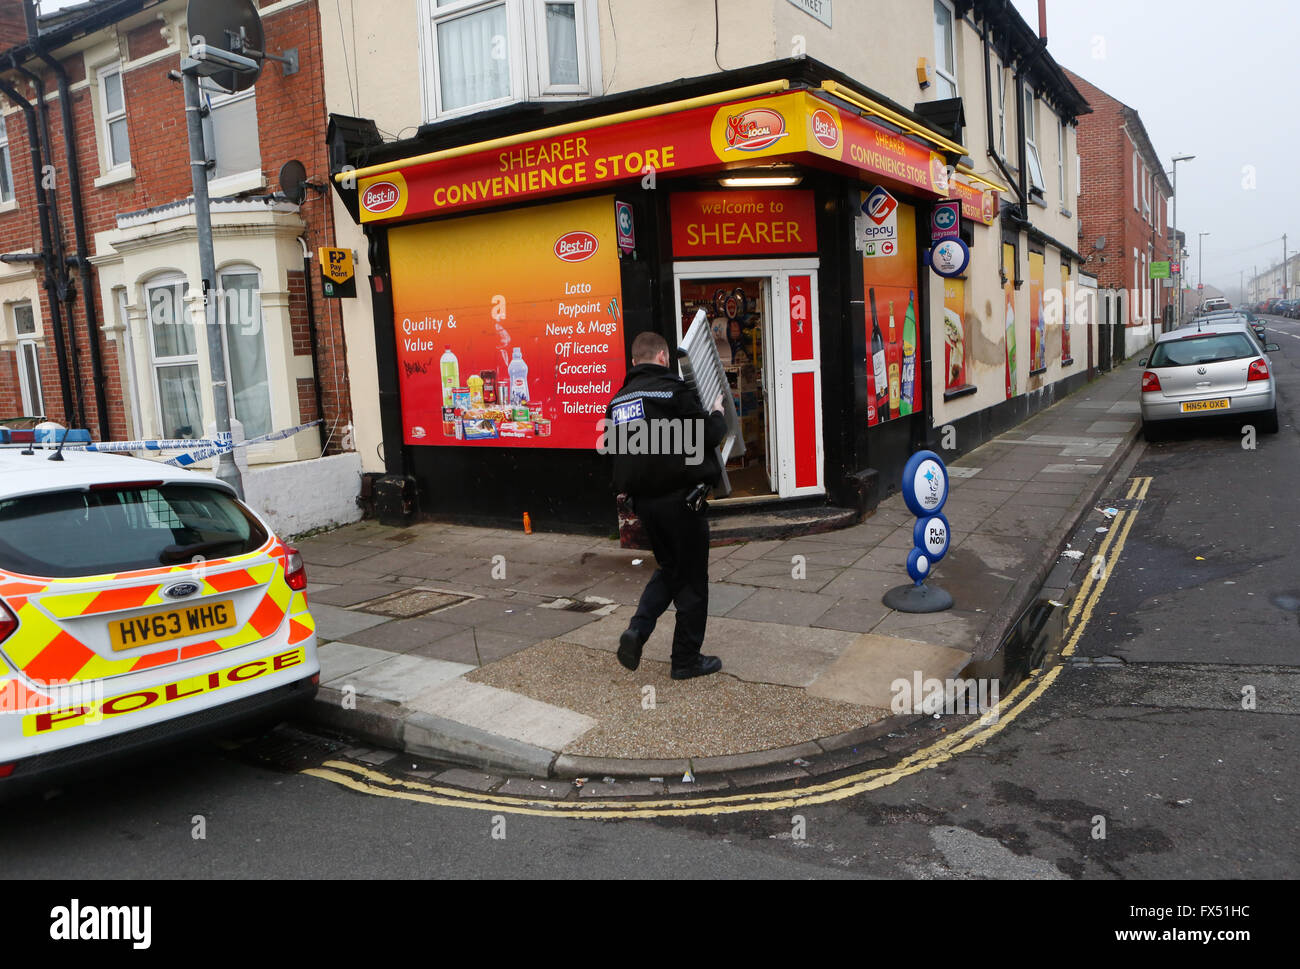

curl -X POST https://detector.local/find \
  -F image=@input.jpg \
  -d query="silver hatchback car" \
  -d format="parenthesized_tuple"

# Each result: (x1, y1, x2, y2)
(1140, 321, 1281, 441)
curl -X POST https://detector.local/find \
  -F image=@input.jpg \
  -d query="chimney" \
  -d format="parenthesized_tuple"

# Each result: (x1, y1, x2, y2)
(0, 2, 27, 52)
(1038, 0, 1048, 42)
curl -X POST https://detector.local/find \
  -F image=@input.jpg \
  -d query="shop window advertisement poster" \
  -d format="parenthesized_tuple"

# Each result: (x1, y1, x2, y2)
(388, 195, 625, 448)
(942, 277, 968, 391)
(862, 193, 921, 425)
(1003, 241, 1016, 398)
(1028, 250, 1046, 374)
(1061, 263, 1072, 363)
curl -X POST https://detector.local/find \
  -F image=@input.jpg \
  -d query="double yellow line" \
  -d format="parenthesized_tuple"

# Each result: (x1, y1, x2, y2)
(304, 478, 1154, 819)
(1061, 476, 1151, 658)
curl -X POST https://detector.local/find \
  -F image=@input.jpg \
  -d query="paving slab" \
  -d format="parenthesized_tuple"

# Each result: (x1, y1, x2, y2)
(327, 653, 473, 703)
(310, 603, 395, 642)
(807, 633, 972, 708)
(408, 678, 597, 751)
(723, 557, 840, 591)
(343, 615, 467, 652)
(317, 641, 402, 682)
(309, 582, 405, 608)
(727, 588, 843, 626)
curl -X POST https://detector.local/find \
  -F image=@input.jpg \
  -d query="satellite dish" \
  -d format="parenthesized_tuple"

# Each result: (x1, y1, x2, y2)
(279, 159, 307, 204)
(1093, 236, 1106, 251)
(186, 0, 263, 94)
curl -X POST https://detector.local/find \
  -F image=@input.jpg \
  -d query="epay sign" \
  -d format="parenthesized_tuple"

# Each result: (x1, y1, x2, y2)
(858, 185, 899, 259)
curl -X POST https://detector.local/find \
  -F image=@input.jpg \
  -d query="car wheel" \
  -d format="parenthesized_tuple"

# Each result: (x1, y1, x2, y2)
(1142, 419, 1162, 443)
(1260, 407, 1279, 434)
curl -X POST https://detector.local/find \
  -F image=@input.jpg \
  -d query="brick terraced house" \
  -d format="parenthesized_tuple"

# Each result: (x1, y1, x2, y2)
(0, 0, 359, 535)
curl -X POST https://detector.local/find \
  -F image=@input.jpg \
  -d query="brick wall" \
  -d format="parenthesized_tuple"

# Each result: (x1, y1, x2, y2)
(1066, 69, 1173, 323)
(0, 1, 352, 448)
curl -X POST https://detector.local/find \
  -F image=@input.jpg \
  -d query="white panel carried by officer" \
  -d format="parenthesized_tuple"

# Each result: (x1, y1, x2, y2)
(604, 332, 727, 679)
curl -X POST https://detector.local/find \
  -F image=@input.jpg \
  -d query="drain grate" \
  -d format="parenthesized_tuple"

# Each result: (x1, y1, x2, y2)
(356, 588, 472, 618)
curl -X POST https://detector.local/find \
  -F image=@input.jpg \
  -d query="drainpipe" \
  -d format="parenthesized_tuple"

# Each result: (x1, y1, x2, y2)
(12, 61, 88, 432)
(0, 74, 76, 425)
(33, 46, 113, 441)
(979, 11, 1023, 211)
(297, 236, 329, 452)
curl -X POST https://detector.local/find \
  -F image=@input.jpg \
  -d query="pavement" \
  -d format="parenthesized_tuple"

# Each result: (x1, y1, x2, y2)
(297, 355, 1147, 790)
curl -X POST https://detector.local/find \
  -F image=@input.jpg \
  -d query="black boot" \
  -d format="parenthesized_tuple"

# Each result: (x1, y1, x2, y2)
(671, 655, 722, 680)
(617, 628, 644, 671)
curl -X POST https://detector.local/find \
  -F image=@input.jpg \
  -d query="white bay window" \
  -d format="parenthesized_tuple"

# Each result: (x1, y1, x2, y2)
(420, 0, 599, 121)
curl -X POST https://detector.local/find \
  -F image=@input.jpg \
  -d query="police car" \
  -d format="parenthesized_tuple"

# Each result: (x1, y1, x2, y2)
(0, 441, 318, 797)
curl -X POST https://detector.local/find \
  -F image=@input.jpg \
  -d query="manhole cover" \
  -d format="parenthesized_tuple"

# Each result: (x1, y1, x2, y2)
(357, 588, 471, 618)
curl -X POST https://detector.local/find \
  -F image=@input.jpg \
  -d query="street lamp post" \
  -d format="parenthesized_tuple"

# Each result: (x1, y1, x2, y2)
(1171, 154, 1194, 322)
(1198, 231, 1210, 304)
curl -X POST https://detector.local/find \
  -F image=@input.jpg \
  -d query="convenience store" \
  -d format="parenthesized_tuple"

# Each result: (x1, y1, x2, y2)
(332, 60, 1027, 530)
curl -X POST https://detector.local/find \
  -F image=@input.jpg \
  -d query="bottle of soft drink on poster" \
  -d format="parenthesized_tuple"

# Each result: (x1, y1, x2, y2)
(900, 291, 916, 415)
(869, 288, 888, 422)
(1005, 294, 1016, 398)
(508, 347, 530, 404)
(440, 346, 459, 408)
(887, 299, 901, 417)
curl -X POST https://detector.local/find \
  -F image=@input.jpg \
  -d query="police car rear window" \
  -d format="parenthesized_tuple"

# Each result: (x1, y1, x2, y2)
(0, 483, 267, 578)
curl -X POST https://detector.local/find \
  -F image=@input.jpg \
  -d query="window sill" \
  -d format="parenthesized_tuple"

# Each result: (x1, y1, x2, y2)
(943, 383, 978, 401)
(208, 169, 267, 197)
(94, 166, 135, 188)
(1060, 209, 1072, 218)
(0, 198, 17, 214)
(1028, 366, 1047, 376)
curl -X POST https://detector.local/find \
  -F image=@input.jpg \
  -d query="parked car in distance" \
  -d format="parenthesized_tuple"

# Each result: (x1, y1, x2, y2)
(1140, 320, 1281, 441)
(1199, 297, 1230, 313)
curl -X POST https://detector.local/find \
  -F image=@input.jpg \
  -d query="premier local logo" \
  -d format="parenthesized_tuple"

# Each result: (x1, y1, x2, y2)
(811, 109, 840, 149)
(554, 230, 598, 262)
(724, 108, 788, 151)
(362, 181, 401, 213)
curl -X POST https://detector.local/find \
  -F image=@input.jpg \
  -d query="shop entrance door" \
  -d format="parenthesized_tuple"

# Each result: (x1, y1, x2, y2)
(673, 260, 823, 500)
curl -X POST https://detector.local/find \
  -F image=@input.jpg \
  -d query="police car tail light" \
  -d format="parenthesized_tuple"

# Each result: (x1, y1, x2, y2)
(1247, 358, 1270, 381)
(0, 599, 16, 646)
(284, 547, 307, 592)
(1141, 371, 1162, 393)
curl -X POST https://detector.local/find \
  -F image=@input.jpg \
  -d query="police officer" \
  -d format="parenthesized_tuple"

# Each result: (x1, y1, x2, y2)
(606, 331, 727, 679)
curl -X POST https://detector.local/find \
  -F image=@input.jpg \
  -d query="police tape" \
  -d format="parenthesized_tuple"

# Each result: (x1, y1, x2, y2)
(165, 420, 321, 467)
(5, 420, 321, 463)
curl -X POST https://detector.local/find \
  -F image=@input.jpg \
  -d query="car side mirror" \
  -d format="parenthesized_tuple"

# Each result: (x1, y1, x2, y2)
(1137, 357, 1148, 366)
(1265, 343, 1281, 352)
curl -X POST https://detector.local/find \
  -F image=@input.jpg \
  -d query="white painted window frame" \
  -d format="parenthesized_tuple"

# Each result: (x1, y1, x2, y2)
(932, 0, 959, 99)
(0, 114, 14, 206)
(418, 0, 601, 123)
(98, 62, 130, 171)
(144, 273, 201, 438)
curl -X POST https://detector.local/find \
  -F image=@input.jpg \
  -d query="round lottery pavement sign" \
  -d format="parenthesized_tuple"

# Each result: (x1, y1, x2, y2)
(906, 548, 931, 584)
(912, 512, 951, 563)
(901, 450, 949, 518)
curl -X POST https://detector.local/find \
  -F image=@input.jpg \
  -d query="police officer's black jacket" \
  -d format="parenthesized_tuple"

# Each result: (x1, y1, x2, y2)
(605, 362, 727, 497)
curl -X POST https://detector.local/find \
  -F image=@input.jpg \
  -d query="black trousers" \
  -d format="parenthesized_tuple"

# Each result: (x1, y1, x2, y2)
(628, 489, 710, 665)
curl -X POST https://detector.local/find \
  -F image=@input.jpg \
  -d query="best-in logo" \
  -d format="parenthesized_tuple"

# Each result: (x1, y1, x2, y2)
(362, 181, 401, 213)
(810, 109, 839, 149)
(554, 230, 598, 262)
(723, 108, 787, 151)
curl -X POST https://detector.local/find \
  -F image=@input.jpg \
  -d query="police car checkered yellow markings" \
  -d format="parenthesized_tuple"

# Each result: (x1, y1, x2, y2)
(0, 447, 312, 728)
(2, 556, 291, 687)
